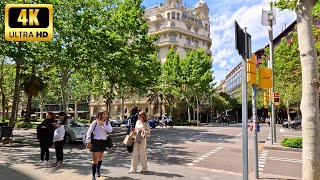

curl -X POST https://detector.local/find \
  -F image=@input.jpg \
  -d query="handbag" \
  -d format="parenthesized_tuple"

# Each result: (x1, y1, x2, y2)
(123, 134, 134, 146)
(106, 135, 113, 149)
(127, 142, 134, 153)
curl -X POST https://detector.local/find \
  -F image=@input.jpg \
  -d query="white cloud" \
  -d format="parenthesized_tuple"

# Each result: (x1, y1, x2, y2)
(206, 0, 296, 83)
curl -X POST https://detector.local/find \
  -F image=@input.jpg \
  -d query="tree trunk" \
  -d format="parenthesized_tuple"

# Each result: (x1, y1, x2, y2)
(121, 97, 125, 121)
(60, 68, 69, 113)
(296, 1, 320, 179)
(297, 104, 300, 119)
(74, 100, 79, 120)
(187, 106, 191, 122)
(10, 61, 21, 125)
(24, 94, 32, 122)
(1, 91, 5, 120)
(39, 93, 44, 119)
(159, 98, 163, 120)
(287, 99, 291, 121)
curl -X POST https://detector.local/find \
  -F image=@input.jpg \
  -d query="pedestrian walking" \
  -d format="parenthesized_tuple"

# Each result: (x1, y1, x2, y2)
(52, 111, 67, 168)
(128, 111, 151, 174)
(85, 111, 112, 180)
(35, 112, 55, 167)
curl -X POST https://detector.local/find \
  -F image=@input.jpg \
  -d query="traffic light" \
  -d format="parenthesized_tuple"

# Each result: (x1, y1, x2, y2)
(274, 92, 280, 106)
(247, 54, 256, 84)
(263, 91, 269, 108)
(259, 68, 272, 89)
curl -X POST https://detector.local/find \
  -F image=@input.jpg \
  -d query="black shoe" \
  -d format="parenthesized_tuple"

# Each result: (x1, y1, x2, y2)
(92, 176, 96, 180)
(97, 173, 101, 177)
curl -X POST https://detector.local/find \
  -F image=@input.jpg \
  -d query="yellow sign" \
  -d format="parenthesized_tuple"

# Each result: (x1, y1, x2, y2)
(247, 54, 257, 84)
(5, 4, 53, 41)
(259, 68, 272, 89)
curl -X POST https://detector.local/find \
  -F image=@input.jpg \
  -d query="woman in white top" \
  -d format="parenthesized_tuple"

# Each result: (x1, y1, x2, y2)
(52, 111, 67, 168)
(85, 111, 112, 180)
(128, 111, 151, 174)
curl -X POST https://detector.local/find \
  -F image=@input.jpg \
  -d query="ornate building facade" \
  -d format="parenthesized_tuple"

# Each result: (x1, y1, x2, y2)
(89, 0, 212, 120)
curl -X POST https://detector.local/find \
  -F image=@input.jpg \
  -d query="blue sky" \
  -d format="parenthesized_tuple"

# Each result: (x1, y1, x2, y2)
(142, 0, 296, 84)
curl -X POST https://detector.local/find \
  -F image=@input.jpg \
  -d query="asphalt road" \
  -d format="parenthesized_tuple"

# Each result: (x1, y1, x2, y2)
(0, 124, 301, 180)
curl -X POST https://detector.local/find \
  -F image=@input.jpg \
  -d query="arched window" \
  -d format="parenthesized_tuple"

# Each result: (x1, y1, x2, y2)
(205, 24, 208, 30)
(170, 1, 173, 7)
(172, 12, 175, 19)
(175, 1, 179, 7)
(177, 13, 180, 20)
(167, 12, 170, 20)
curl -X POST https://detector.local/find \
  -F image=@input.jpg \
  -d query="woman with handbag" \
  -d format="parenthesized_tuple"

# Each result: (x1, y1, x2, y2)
(128, 111, 151, 174)
(85, 111, 112, 180)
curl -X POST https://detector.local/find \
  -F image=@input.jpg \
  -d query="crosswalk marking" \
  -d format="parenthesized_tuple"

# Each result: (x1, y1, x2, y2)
(268, 157, 302, 163)
(258, 150, 269, 172)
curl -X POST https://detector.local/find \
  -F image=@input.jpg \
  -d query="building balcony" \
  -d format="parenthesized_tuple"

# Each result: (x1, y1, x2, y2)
(184, 43, 199, 49)
(149, 27, 212, 44)
(157, 40, 180, 47)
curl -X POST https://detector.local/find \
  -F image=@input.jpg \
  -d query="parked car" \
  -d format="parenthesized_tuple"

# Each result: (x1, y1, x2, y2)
(64, 119, 90, 144)
(148, 119, 158, 128)
(110, 118, 121, 127)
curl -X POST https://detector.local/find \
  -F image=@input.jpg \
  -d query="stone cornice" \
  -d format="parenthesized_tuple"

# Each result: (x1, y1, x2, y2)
(149, 27, 212, 46)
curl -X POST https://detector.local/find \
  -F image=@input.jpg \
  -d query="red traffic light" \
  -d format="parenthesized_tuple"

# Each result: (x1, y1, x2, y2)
(274, 92, 279, 98)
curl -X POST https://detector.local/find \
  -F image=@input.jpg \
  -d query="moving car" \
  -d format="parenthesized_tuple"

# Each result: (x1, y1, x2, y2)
(64, 119, 90, 144)
(110, 118, 121, 127)
(289, 119, 302, 130)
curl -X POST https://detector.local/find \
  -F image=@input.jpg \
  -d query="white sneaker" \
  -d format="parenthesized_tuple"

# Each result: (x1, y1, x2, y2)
(35, 160, 43, 166)
(40, 160, 49, 166)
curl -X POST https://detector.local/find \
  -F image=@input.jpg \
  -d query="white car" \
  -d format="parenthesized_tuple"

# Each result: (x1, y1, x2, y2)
(64, 119, 89, 144)
(110, 118, 121, 127)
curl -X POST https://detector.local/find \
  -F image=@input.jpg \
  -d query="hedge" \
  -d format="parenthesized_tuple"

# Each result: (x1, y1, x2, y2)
(281, 137, 302, 148)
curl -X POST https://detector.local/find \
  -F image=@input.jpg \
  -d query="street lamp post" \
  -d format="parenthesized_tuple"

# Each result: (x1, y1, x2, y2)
(262, 5, 277, 145)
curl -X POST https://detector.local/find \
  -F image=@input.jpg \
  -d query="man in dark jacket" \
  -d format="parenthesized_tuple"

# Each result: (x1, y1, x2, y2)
(35, 112, 55, 166)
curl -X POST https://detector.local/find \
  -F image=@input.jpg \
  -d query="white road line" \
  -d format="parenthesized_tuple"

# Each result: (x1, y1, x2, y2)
(197, 157, 204, 160)
(259, 164, 265, 168)
(205, 153, 211, 156)
(280, 128, 285, 133)
(193, 160, 200, 163)
(258, 150, 269, 172)
(212, 150, 218, 152)
(201, 155, 209, 158)
(268, 157, 302, 163)
(237, 133, 242, 137)
(186, 163, 194, 166)
(259, 161, 266, 164)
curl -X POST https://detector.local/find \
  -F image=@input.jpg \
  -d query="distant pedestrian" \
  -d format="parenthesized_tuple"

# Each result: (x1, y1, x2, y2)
(128, 111, 151, 174)
(85, 111, 112, 180)
(52, 111, 68, 168)
(35, 112, 55, 167)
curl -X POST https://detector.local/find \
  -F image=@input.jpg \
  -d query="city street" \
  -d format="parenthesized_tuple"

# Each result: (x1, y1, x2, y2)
(0, 124, 301, 180)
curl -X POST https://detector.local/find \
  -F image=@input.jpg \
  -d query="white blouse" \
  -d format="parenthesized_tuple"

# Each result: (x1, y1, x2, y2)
(85, 120, 112, 143)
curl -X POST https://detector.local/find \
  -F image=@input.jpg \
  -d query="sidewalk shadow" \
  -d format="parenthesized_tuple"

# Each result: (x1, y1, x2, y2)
(142, 171, 184, 178)
(102, 176, 139, 180)
(0, 164, 34, 180)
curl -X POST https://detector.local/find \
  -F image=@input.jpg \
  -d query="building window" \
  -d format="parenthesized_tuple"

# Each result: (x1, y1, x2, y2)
(187, 38, 191, 44)
(170, 1, 173, 7)
(170, 22, 176, 27)
(180, 34, 182, 39)
(195, 40, 199, 47)
(205, 24, 208, 30)
(172, 12, 175, 19)
(177, 13, 180, 20)
(176, 1, 179, 7)
(170, 35, 176, 41)
(167, 13, 170, 20)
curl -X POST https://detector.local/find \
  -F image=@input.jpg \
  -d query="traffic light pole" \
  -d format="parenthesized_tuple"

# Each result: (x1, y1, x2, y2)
(268, 25, 275, 145)
(242, 27, 248, 180)
(252, 84, 259, 179)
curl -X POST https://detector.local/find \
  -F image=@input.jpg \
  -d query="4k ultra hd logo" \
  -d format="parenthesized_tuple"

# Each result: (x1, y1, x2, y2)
(5, 4, 53, 41)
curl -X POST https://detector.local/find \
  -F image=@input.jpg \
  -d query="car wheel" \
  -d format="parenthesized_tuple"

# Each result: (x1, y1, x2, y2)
(64, 134, 71, 144)
(118, 125, 121, 127)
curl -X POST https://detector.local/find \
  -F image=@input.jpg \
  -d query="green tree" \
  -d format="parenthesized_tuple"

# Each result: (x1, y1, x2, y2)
(180, 49, 213, 122)
(273, 34, 302, 121)
(274, 0, 320, 178)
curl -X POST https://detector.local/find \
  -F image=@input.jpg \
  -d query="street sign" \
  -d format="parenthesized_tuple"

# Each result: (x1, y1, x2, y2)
(274, 92, 280, 106)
